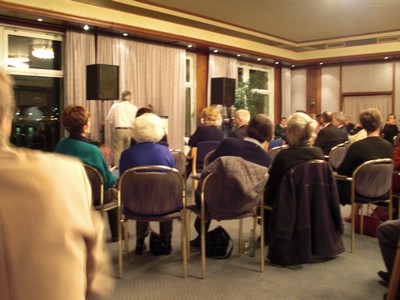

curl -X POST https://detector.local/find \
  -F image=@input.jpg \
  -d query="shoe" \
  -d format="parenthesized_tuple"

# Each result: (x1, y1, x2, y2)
(162, 241, 172, 255)
(135, 239, 147, 255)
(190, 236, 201, 248)
(378, 270, 390, 283)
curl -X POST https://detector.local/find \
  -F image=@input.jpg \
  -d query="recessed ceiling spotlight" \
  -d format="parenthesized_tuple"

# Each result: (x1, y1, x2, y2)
(187, 44, 193, 48)
(83, 24, 90, 31)
(319, 62, 324, 65)
(213, 49, 219, 53)
(37, 18, 43, 22)
(237, 54, 241, 57)
(257, 58, 262, 61)
(275, 62, 279, 65)
(292, 65, 296, 68)
(384, 56, 389, 60)
(123, 33, 128, 37)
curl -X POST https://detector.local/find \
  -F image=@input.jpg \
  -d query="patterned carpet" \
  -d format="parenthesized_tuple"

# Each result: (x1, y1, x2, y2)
(105, 203, 389, 300)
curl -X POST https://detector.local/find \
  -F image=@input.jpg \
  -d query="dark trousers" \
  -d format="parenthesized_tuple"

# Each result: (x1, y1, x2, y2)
(194, 217, 211, 236)
(378, 219, 400, 274)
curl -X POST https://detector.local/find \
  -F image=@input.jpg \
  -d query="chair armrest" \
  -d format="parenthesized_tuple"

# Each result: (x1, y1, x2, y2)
(334, 173, 353, 182)
(191, 174, 201, 181)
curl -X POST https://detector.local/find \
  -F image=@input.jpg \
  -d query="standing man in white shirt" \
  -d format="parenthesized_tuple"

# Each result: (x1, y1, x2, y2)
(106, 90, 138, 167)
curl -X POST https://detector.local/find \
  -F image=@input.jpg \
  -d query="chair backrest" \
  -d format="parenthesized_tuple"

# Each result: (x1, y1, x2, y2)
(83, 164, 104, 205)
(171, 150, 187, 178)
(192, 141, 220, 174)
(268, 145, 288, 162)
(200, 158, 269, 219)
(119, 165, 184, 216)
(353, 159, 394, 199)
(328, 141, 350, 170)
(203, 150, 215, 168)
(268, 139, 284, 151)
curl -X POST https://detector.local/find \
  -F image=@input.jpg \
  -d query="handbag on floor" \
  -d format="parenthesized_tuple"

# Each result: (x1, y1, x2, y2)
(149, 231, 164, 256)
(354, 206, 381, 238)
(206, 226, 233, 259)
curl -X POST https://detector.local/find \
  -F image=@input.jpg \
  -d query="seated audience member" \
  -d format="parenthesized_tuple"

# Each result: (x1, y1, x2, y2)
(348, 123, 367, 144)
(230, 109, 250, 139)
(314, 111, 348, 155)
(274, 117, 287, 141)
(264, 112, 324, 243)
(382, 113, 399, 146)
(377, 220, 400, 290)
(337, 108, 394, 220)
(0, 69, 114, 299)
(187, 107, 224, 174)
(56, 105, 120, 242)
(191, 114, 273, 247)
(119, 113, 176, 255)
(332, 112, 349, 137)
(316, 114, 324, 134)
(392, 139, 400, 194)
(345, 115, 355, 134)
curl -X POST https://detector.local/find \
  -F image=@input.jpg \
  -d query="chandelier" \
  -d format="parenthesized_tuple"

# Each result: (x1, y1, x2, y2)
(32, 40, 54, 59)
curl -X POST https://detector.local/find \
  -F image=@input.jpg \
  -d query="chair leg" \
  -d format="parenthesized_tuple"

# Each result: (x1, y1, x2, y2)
(360, 204, 364, 236)
(124, 219, 129, 257)
(181, 212, 188, 278)
(117, 214, 123, 278)
(238, 219, 243, 256)
(187, 210, 191, 259)
(351, 203, 356, 253)
(201, 214, 206, 279)
(260, 207, 265, 272)
(387, 242, 400, 300)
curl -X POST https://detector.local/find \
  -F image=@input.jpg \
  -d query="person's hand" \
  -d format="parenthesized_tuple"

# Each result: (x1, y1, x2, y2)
(109, 165, 116, 172)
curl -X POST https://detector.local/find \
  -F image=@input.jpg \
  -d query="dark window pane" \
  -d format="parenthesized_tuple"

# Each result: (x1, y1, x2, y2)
(249, 70, 268, 89)
(11, 75, 62, 151)
(8, 35, 62, 70)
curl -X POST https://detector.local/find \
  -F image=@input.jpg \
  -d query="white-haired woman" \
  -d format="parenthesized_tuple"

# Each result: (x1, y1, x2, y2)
(119, 113, 175, 255)
(263, 112, 324, 243)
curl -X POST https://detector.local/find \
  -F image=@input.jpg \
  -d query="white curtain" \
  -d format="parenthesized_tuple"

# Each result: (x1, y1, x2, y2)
(207, 55, 238, 104)
(65, 31, 104, 141)
(65, 32, 186, 150)
(342, 95, 392, 124)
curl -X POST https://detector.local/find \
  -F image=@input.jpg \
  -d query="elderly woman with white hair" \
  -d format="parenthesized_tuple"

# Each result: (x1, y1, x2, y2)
(119, 113, 175, 255)
(263, 112, 324, 243)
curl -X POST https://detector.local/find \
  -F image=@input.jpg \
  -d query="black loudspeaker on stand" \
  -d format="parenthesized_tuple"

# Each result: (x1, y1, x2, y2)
(86, 64, 119, 100)
(86, 64, 120, 143)
(211, 77, 235, 106)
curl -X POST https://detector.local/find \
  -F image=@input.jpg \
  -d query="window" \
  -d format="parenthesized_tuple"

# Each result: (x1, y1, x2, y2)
(185, 53, 197, 136)
(0, 27, 63, 151)
(237, 63, 274, 122)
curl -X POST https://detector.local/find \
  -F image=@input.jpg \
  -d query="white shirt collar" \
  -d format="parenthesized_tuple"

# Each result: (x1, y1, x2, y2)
(244, 137, 264, 148)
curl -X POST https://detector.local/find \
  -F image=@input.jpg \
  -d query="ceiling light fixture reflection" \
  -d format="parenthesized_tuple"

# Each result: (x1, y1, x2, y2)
(32, 40, 54, 59)
(7, 57, 30, 68)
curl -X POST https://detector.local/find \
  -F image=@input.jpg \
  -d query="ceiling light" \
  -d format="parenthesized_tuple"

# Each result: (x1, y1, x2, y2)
(384, 56, 389, 60)
(292, 65, 296, 68)
(319, 62, 324, 65)
(236, 54, 241, 57)
(37, 18, 43, 22)
(123, 33, 128, 37)
(83, 24, 90, 31)
(257, 58, 262, 61)
(187, 44, 193, 48)
(275, 62, 279, 65)
(213, 49, 219, 53)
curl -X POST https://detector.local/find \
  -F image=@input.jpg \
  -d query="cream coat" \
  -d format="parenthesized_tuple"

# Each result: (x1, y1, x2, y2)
(0, 145, 114, 300)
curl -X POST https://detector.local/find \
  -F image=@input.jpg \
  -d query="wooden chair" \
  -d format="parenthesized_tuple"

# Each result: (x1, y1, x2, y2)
(187, 157, 269, 279)
(83, 164, 123, 278)
(118, 165, 187, 278)
(335, 159, 393, 253)
(387, 239, 400, 300)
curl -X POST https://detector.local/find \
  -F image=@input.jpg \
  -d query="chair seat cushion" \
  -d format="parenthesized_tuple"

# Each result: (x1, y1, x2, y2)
(123, 205, 182, 221)
(355, 193, 390, 204)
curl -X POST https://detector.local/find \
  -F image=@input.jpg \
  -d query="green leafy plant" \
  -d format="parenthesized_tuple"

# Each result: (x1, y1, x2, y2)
(235, 72, 266, 117)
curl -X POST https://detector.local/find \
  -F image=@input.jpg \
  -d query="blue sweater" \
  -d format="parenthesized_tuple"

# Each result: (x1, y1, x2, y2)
(119, 142, 175, 175)
(55, 138, 117, 190)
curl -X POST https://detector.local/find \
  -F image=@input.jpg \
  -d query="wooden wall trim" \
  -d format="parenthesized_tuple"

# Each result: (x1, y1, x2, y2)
(342, 91, 393, 96)
(196, 53, 208, 126)
(306, 67, 321, 114)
